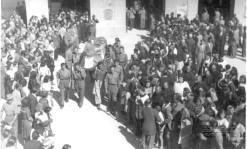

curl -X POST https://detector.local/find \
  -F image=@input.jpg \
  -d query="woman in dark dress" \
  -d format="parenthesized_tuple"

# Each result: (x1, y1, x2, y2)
(20, 97, 33, 142)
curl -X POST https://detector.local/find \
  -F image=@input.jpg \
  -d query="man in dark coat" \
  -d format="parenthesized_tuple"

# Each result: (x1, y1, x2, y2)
(27, 88, 38, 119)
(215, 25, 225, 58)
(187, 33, 196, 63)
(141, 99, 161, 149)
(23, 131, 43, 149)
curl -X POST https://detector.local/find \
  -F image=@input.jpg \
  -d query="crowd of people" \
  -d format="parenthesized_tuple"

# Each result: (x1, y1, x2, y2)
(0, 4, 246, 149)
(0, 7, 100, 149)
(104, 10, 246, 149)
(126, 0, 147, 30)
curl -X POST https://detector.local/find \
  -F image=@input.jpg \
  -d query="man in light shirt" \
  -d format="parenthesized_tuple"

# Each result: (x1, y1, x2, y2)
(174, 73, 191, 97)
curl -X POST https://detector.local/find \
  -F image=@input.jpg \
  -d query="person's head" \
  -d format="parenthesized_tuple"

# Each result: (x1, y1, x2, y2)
(32, 131, 40, 140)
(43, 75, 50, 83)
(139, 87, 146, 96)
(61, 63, 67, 70)
(2, 128, 11, 138)
(196, 75, 202, 82)
(74, 62, 81, 71)
(110, 65, 115, 73)
(187, 92, 194, 101)
(97, 61, 103, 70)
(155, 85, 162, 93)
(6, 94, 13, 104)
(15, 83, 21, 90)
(163, 82, 169, 89)
(36, 103, 43, 112)
(62, 144, 72, 149)
(155, 105, 161, 112)
(144, 99, 152, 107)
(120, 46, 125, 53)
(239, 75, 246, 84)
(115, 37, 120, 44)
(20, 79, 27, 87)
(178, 75, 184, 83)
(183, 87, 191, 97)
(6, 136, 17, 147)
(146, 81, 151, 88)
(218, 110, 226, 119)
(114, 60, 120, 66)
(227, 105, 235, 115)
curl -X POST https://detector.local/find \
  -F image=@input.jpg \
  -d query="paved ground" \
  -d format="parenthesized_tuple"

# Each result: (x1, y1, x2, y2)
(0, 29, 246, 149)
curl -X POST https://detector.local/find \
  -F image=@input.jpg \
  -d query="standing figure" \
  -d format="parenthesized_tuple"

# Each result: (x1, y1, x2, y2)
(215, 26, 225, 59)
(73, 63, 86, 108)
(105, 65, 120, 116)
(196, 38, 206, 74)
(140, 7, 146, 29)
(0, 94, 19, 138)
(129, 7, 135, 30)
(149, 14, 155, 31)
(89, 15, 99, 40)
(141, 99, 161, 149)
(56, 63, 71, 108)
(242, 26, 246, 57)
(93, 62, 106, 110)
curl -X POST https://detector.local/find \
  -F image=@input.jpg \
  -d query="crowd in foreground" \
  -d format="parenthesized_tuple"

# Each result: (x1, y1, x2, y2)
(0, 5, 246, 149)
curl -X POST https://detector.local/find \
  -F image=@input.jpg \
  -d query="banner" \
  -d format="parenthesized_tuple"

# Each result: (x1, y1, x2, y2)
(25, 0, 49, 23)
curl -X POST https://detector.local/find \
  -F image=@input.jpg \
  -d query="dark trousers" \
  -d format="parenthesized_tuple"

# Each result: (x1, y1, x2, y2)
(136, 118, 143, 137)
(142, 134, 155, 149)
(130, 18, 134, 29)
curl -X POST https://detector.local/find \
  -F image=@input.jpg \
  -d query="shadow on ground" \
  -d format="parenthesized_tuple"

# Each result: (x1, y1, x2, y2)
(118, 126, 140, 149)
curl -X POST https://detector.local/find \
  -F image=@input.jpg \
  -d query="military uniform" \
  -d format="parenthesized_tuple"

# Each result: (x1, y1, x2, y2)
(105, 71, 120, 113)
(73, 68, 86, 107)
(57, 68, 71, 107)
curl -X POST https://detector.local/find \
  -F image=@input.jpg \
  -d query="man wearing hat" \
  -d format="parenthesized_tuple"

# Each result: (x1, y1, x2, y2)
(0, 94, 19, 137)
(141, 99, 161, 149)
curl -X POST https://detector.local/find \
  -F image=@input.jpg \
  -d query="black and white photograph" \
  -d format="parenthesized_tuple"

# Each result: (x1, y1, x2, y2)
(0, 0, 246, 149)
